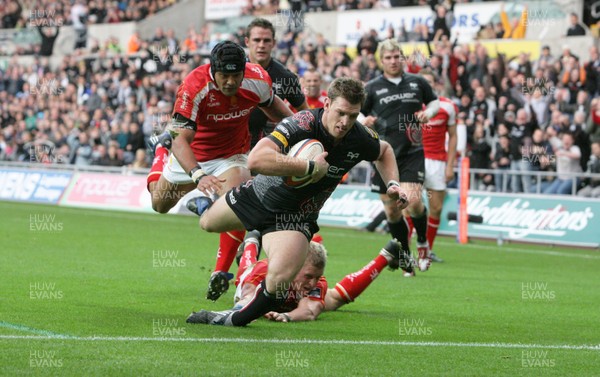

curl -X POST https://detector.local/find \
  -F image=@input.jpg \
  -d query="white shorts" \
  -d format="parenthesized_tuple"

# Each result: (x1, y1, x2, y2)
(424, 158, 447, 191)
(163, 154, 248, 184)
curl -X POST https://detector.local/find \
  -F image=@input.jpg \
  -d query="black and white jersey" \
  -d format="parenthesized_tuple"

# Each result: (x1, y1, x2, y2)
(249, 59, 306, 148)
(362, 73, 437, 158)
(252, 109, 381, 220)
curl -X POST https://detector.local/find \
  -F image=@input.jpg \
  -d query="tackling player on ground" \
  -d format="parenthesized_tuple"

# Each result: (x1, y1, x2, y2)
(146, 41, 293, 301)
(187, 232, 404, 323)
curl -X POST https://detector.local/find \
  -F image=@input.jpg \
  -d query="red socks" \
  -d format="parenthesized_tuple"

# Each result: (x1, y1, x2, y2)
(405, 216, 414, 240)
(235, 237, 259, 286)
(215, 230, 245, 273)
(334, 254, 388, 303)
(427, 216, 440, 250)
(146, 146, 168, 190)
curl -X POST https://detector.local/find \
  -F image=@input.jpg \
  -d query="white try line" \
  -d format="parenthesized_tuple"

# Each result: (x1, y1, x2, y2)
(1, 334, 599, 351)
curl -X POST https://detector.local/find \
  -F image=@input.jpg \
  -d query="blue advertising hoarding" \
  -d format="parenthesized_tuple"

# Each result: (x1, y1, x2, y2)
(0, 169, 72, 204)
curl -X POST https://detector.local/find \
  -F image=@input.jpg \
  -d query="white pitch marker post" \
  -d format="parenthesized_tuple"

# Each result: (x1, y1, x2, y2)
(1, 334, 599, 351)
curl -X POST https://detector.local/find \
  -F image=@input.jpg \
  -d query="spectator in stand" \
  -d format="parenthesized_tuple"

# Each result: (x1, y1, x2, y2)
(525, 89, 552, 127)
(566, 12, 586, 36)
(36, 24, 60, 57)
(470, 125, 493, 191)
(356, 30, 379, 55)
(429, 0, 454, 40)
(71, 131, 94, 166)
(509, 109, 536, 193)
(71, 0, 89, 50)
(584, 46, 600, 98)
(491, 134, 512, 192)
(577, 142, 600, 198)
(544, 133, 582, 195)
(130, 149, 150, 169)
(528, 128, 553, 192)
(494, 21, 505, 39)
(589, 98, 600, 143)
(1, 0, 22, 28)
(470, 86, 494, 122)
(126, 122, 145, 155)
(128, 31, 142, 54)
(500, 3, 528, 39)
(568, 111, 591, 171)
(93, 142, 122, 166)
(535, 46, 555, 72)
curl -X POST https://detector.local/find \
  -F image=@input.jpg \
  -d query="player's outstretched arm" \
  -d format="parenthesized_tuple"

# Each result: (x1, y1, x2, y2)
(415, 99, 440, 123)
(171, 126, 198, 175)
(260, 95, 294, 123)
(171, 118, 225, 195)
(324, 289, 347, 312)
(265, 298, 324, 322)
(374, 141, 408, 209)
(446, 123, 458, 182)
(374, 140, 399, 186)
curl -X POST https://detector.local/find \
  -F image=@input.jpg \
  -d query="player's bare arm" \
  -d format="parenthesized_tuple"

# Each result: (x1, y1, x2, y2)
(415, 99, 440, 123)
(260, 95, 295, 123)
(265, 297, 325, 322)
(374, 140, 408, 209)
(361, 115, 378, 128)
(170, 123, 198, 176)
(170, 115, 225, 195)
(248, 137, 329, 181)
(446, 123, 458, 182)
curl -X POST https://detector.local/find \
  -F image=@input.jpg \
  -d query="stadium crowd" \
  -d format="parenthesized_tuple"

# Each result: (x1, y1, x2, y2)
(0, 0, 179, 29)
(0, 1, 599, 196)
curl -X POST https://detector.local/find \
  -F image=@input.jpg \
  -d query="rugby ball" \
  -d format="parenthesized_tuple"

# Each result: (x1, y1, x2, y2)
(284, 139, 324, 188)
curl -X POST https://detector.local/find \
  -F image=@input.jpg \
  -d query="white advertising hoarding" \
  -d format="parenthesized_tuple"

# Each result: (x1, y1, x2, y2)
(336, 2, 502, 46)
(205, 0, 247, 20)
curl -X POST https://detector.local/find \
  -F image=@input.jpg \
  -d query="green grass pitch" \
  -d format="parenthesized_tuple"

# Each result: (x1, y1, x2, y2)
(1, 201, 599, 376)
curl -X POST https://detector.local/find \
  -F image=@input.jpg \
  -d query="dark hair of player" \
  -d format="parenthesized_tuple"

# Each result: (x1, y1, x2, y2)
(327, 77, 366, 106)
(245, 18, 276, 40)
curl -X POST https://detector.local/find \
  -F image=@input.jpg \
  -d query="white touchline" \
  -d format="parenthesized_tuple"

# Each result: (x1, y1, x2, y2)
(325, 230, 600, 259)
(1, 335, 599, 351)
(435, 240, 600, 260)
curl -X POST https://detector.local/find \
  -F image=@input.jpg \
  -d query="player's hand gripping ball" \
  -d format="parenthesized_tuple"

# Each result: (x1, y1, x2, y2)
(284, 139, 325, 188)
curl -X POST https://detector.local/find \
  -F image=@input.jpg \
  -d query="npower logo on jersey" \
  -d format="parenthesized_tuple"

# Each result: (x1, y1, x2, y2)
(207, 108, 252, 121)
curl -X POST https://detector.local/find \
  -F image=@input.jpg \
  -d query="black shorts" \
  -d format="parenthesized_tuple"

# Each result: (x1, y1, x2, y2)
(370, 150, 425, 194)
(225, 181, 319, 241)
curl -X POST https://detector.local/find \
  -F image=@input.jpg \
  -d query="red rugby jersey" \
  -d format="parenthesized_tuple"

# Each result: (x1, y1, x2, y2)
(422, 96, 457, 161)
(173, 63, 273, 162)
(306, 90, 327, 109)
(244, 260, 327, 311)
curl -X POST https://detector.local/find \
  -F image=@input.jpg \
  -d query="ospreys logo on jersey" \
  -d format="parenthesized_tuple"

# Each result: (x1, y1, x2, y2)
(292, 111, 315, 131)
